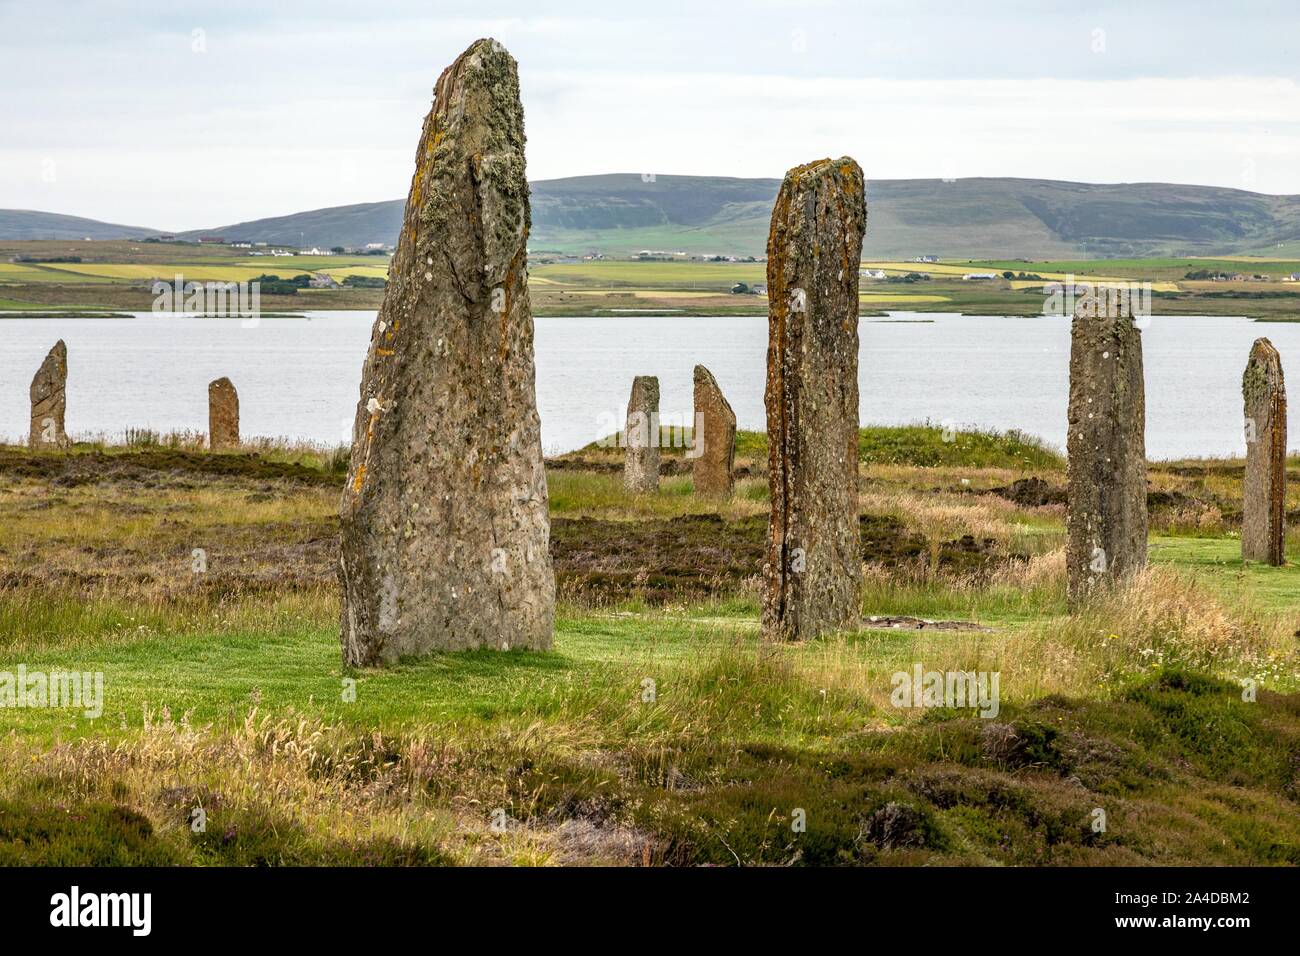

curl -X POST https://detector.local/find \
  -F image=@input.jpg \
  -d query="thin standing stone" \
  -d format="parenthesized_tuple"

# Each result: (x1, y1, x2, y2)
(692, 364, 736, 497)
(29, 340, 69, 449)
(624, 375, 660, 493)
(762, 158, 866, 642)
(1066, 294, 1148, 606)
(208, 377, 240, 450)
(1242, 337, 1286, 564)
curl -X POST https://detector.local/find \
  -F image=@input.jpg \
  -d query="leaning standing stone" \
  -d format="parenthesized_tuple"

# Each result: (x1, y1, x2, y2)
(762, 158, 866, 642)
(29, 340, 69, 449)
(1242, 337, 1286, 564)
(624, 375, 660, 493)
(1066, 295, 1148, 606)
(338, 38, 554, 665)
(208, 377, 240, 450)
(692, 364, 736, 496)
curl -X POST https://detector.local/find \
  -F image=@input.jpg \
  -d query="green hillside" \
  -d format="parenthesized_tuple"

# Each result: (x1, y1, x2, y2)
(0, 209, 160, 241)
(176, 175, 1300, 259)
(8, 175, 1300, 258)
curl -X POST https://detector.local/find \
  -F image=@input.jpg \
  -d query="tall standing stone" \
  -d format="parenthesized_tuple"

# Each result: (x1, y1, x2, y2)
(624, 375, 660, 493)
(1242, 337, 1286, 564)
(208, 377, 240, 450)
(692, 364, 736, 496)
(762, 158, 866, 642)
(338, 38, 554, 665)
(1066, 295, 1148, 606)
(29, 340, 69, 449)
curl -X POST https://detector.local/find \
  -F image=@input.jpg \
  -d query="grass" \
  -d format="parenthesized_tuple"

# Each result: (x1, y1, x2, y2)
(577, 423, 1062, 471)
(0, 430, 1297, 865)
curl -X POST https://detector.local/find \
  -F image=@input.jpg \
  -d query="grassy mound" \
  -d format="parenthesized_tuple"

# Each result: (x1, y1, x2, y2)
(581, 424, 1063, 470)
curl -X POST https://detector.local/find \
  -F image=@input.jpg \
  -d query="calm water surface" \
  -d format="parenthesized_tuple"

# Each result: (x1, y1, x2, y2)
(1, 311, 1295, 459)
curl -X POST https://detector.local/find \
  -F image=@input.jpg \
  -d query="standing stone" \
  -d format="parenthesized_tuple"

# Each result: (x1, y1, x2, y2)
(208, 377, 240, 450)
(624, 375, 660, 493)
(692, 364, 736, 496)
(338, 38, 554, 665)
(762, 158, 866, 642)
(1066, 295, 1148, 607)
(29, 340, 69, 449)
(1242, 338, 1286, 564)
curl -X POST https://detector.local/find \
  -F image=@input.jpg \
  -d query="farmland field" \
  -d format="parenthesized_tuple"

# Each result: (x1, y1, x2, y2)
(1, 240, 1298, 318)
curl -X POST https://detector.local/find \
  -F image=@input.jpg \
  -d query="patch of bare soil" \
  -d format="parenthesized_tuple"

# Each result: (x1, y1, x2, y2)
(985, 477, 1066, 507)
(862, 615, 992, 632)
(552, 513, 1017, 604)
(0, 448, 339, 488)
(544, 454, 756, 479)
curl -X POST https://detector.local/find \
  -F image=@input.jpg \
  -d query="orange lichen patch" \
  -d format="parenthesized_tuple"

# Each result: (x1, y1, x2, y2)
(785, 158, 832, 182)
(838, 161, 861, 196)
(376, 348, 395, 357)
(349, 408, 384, 496)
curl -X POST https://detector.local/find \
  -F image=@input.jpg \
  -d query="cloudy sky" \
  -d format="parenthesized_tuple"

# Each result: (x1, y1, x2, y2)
(2, 0, 1297, 230)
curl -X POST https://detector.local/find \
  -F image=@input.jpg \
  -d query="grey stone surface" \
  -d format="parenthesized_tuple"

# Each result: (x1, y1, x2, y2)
(1066, 297, 1148, 606)
(624, 375, 660, 493)
(762, 158, 866, 642)
(29, 340, 68, 449)
(692, 364, 736, 497)
(1242, 337, 1286, 564)
(208, 377, 240, 450)
(339, 38, 554, 665)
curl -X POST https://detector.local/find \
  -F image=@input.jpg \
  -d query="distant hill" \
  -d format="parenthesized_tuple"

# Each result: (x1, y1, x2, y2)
(7, 176, 1300, 258)
(175, 200, 405, 251)
(0, 209, 160, 241)
(174, 176, 1300, 259)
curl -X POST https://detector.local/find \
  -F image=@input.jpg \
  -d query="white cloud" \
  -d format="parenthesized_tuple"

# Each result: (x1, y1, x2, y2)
(1, 1, 1296, 228)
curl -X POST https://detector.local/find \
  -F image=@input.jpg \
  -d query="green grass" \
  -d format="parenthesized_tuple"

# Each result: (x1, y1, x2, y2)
(741, 424, 1064, 469)
(1, 436, 1298, 865)
(4, 611, 1298, 865)
(580, 424, 1063, 471)
(1151, 535, 1300, 611)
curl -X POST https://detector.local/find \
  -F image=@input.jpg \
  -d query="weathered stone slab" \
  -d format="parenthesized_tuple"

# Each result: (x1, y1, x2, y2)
(761, 158, 866, 642)
(1066, 295, 1148, 606)
(208, 377, 240, 450)
(624, 375, 660, 493)
(29, 340, 69, 449)
(1242, 337, 1286, 564)
(692, 364, 736, 496)
(339, 38, 554, 665)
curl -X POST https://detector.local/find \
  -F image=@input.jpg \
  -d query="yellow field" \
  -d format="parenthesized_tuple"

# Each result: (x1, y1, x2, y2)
(860, 293, 950, 303)
(861, 261, 973, 277)
(36, 262, 283, 282)
(552, 289, 722, 299)
(1008, 279, 1180, 292)
(0, 263, 109, 284)
(232, 256, 379, 270)
(862, 261, 1134, 284)
(317, 266, 390, 280)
